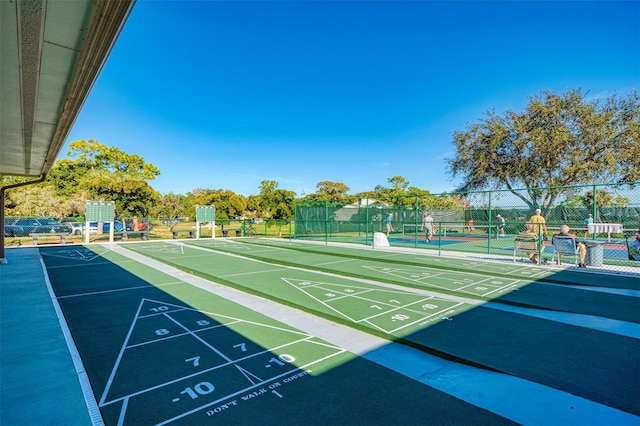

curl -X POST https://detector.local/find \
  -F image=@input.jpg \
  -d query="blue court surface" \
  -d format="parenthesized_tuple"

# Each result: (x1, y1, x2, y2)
(1, 240, 639, 425)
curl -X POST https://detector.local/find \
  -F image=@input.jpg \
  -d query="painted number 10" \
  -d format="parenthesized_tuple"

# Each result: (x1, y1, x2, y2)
(180, 382, 215, 399)
(268, 354, 295, 366)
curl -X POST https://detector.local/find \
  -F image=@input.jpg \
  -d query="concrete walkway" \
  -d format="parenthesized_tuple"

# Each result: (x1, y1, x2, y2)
(0, 248, 94, 425)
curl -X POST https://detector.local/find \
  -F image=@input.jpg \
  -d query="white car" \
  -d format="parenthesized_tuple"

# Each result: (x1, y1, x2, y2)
(67, 222, 84, 235)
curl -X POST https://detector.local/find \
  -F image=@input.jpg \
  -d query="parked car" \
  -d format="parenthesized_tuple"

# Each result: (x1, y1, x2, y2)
(88, 220, 132, 234)
(66, 222, 84, 236)
(4, 218, 20, 237)
(7, 218, 72, 237)
(60, 218, 85, 235)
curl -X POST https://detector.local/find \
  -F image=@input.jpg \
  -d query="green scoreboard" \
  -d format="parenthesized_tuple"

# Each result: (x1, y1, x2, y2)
(86, 201, 115, 222)
(196, 205, 215, 222)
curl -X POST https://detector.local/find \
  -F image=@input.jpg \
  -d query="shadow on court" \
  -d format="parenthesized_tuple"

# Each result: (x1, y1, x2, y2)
(39, 245, 515, 425)
(125, 239, 640, 418)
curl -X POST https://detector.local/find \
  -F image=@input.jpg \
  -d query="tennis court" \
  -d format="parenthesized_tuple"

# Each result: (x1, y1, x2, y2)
(3, 240, 639, 425)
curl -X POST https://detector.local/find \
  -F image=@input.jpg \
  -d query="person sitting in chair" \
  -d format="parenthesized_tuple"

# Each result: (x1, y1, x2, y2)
(629, 230, 640, 261)
(552, 224, 587, 268)
(517, 224, 540, 264)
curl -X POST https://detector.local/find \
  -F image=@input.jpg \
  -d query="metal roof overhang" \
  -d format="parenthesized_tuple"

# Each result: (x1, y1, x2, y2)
(1, 0, 135, 262)
(1, 0, 135, 178)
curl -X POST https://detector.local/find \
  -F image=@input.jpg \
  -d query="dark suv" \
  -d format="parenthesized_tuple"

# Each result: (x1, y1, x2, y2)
(7, 218, 71, 237)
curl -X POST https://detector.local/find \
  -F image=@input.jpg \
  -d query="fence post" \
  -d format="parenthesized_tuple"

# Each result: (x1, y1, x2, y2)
(325, 201, 329, 245)
(414, 196, 420, 248)
(487, 191, 493, 254)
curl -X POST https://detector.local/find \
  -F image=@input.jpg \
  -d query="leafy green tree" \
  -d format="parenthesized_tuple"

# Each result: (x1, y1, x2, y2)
(562, 194, 584, 208)
(192, 189, 247, 220)
(352, 190, 379, 203)
(447, 89, 640, 210)
(2, 176, 87, 218)
(372, 176, 428, 208)
(45, 160, 91, 198)
(613, 196, 630, 208)
(81, 170, 161, 217)
(8, 185, 64, 217)
(61, 139, 161, 217)
(150, 193, 192, 219)
(311, 181, 351, 202)
(584, 189, 614, 208)
(255, 180, 295, 220)
(68, 139, 160, 179)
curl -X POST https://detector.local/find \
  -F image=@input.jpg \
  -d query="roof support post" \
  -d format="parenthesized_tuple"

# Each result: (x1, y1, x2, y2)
(1, 176, 46, 264)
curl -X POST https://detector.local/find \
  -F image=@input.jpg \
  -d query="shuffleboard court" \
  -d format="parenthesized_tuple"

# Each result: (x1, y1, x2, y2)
(241, 238, 640, 290)
(185, 239, 640, 324)
(242, 239, 638, 290)
(122, 240, 640, 416)
(39, 245, 514, 425)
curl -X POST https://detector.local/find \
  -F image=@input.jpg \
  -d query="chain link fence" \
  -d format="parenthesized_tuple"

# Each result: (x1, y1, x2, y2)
(294, 182, 640, 275)
(5, 182, 638, 274)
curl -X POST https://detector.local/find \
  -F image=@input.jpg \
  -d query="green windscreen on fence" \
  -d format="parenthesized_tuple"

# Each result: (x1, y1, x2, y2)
(295, 182, 640, 238)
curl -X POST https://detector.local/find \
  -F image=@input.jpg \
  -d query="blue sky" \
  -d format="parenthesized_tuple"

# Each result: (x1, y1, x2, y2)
(63, 1, 639, 197)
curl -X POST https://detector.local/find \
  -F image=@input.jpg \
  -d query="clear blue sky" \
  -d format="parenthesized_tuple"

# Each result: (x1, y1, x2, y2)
(63, 0, 639, 197)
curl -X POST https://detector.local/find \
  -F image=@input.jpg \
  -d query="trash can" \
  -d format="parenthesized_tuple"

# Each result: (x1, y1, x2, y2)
(584, 241, 605, 267)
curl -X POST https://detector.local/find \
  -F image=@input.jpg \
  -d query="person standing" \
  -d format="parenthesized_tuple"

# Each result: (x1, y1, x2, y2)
(529, 208, 547, 239)
(386, 213, 394, 237)
(584, 213, 593, 236)
(496, 214, 506, 236)
(422, 212, 434, 243)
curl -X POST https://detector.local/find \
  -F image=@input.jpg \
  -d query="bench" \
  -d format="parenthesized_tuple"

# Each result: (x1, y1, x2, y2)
(441, 224, 464, 235)
(171, 229, 196, 239)
(30, 232, 69, 245)
(119, 231, 150, 242)
(222, 229, 242, 237)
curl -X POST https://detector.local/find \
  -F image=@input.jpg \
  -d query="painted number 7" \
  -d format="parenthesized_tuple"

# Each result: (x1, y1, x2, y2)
(233, 343, 247, 352)
(186, 356, 200, 367)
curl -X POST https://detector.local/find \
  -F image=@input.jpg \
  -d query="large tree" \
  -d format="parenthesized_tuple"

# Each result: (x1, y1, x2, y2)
(60, 139, 162, 217)
(447, 89, 640, 210)
(191, 188, 247, 220)
(253, 180, 295, 220)
(303, 181, 352, 203)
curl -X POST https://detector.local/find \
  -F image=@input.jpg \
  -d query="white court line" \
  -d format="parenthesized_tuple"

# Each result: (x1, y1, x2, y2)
(102, 307, 331, 407)
(118, 243, 639, 338)
(313, 258, 357, 267)
(40, 258, 105, 426)
(156, 349, 348, 426)
(55, 281, 184, 299)
(103, 339, 317, 406)
(221, 267, 288, 278)
(199, 240, 525, 300)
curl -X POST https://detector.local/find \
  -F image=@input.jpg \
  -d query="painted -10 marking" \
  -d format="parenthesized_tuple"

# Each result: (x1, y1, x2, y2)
(172, 354, 296, 403)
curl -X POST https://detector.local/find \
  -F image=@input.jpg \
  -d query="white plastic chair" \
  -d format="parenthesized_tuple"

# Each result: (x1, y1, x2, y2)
(551, 235, 579, 266)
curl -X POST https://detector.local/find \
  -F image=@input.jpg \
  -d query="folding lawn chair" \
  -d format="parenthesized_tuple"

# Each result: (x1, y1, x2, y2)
(513, 235, 539, 263)
(551, 235, 579, 266)
(625, 233, 640, 261)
